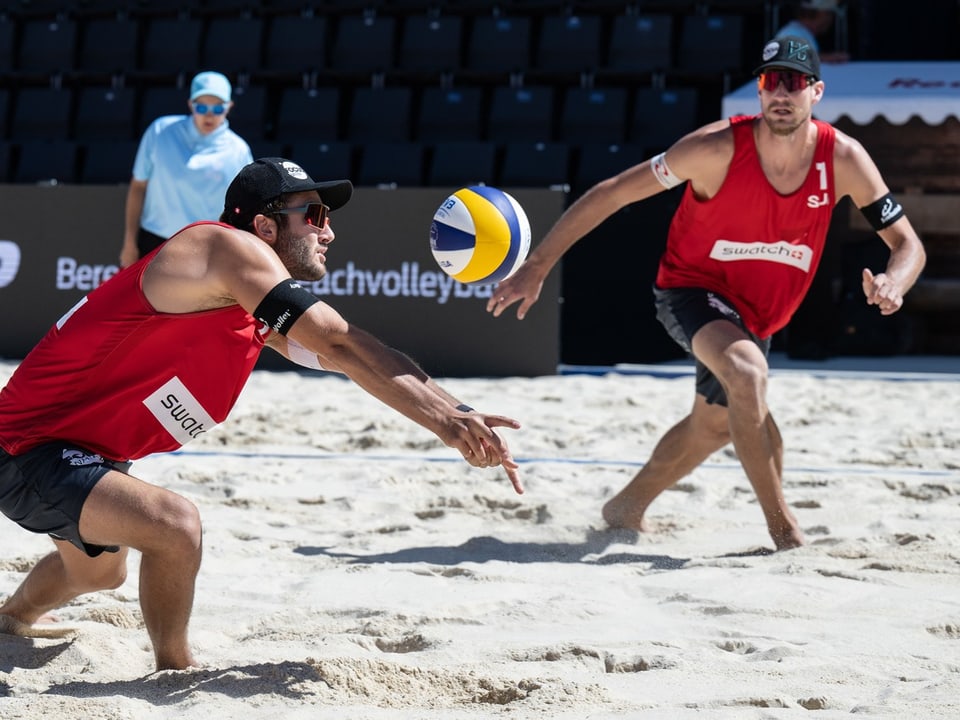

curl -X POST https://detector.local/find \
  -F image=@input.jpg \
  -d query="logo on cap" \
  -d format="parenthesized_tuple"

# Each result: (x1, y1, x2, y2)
(281, 161, 309, 180)
(784, 39, 812, 63)
(762, 41, 780, 62)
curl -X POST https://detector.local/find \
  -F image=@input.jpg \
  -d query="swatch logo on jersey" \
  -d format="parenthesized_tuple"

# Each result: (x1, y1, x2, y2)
(143, 377, 218, 445)
(709, 240, 813, 272)
(0, 240, 21, 288)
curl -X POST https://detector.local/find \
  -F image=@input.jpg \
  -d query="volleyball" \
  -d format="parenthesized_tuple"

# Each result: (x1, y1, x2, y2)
(429, 186, 531, 285)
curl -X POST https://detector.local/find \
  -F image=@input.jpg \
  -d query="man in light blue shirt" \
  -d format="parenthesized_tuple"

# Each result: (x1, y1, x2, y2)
(120, 71, 253, 267)
(775, 0, 850, 63)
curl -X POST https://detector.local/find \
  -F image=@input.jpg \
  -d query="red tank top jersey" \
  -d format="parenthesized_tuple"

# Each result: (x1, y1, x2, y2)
(655, 115, 836, 338)
(0, 223, 267, 461)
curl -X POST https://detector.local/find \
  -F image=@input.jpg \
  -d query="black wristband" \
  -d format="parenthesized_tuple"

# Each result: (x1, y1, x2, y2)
(859, 193, 905, 232)
(456, 403, 474, 412)
(253, 280, 320, 336)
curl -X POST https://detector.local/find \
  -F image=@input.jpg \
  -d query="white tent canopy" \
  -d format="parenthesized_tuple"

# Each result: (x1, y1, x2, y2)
(721, 62, 960, 125)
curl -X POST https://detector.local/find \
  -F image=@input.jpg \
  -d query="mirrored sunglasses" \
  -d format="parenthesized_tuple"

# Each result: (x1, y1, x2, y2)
(757, 70, 815, 93)
(272, 202, 330, 228)
(191, 102, 227, 115)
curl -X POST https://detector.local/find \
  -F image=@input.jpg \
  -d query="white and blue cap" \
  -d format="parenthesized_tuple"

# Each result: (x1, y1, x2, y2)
(190, 71, 233, 102)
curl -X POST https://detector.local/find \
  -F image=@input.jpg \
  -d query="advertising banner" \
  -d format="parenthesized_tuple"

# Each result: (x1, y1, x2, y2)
(0, 185, 563, 377)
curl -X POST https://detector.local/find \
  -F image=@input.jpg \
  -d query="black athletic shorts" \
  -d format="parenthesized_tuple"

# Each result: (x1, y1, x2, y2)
(653, 285, 771, 407)
(0, 442, 129, 557)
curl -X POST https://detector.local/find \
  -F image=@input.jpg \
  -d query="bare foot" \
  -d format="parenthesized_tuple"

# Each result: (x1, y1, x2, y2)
(771, 526, 805, 551)
(0, 613, 77, 639)
(155, 654, 200, 672)
(602, 496, 651, 532)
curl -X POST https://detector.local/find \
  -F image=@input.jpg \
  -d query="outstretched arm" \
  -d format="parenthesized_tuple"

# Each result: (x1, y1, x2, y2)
(486, 159, 669, 320)
(285, 313, 523, 493)
(487, 120, 733, 320)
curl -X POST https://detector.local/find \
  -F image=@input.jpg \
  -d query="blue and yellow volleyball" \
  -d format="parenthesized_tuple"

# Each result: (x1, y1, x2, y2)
(430, 186, 531, 285)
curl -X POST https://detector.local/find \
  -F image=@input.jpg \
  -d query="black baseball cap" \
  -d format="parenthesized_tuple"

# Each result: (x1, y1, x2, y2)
(753, 36, 821, 80)
(223, 158, 353, 226)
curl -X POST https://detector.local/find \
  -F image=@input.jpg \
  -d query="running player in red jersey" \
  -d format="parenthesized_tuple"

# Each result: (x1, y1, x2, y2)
(488, 36, 926, 551)
(0, 158, 522, 671)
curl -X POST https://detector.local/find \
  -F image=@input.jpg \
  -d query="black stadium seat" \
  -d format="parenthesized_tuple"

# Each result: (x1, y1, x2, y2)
(138, 86, 189, 132)
(427, 140, 497, 187)
(330, 14, 397, 76)
(17, 17, 78, 75)
(535, 13, 603, 75)
(500, 141, 569, 187)
(630, 87, 699, 154)
(77, 16, 140, 76)
(559, 86, 628, 145)
(80, 140, 138, 184)
(10, 88, 73, 142)
(466, 15, 531, 77)
(287, 141, 354, 181)
(14, 140, 79, 184)
(263, 14, 328, 76)
(398, 14, 464, 76)
(74, 86, 138, 142)
(347, 86, 414, 143)
(417, 86, 484, 142)
(487, 85, 555, 143)
(357, 141, 424, 186)
(678, 14, 743, 75)
(141, 16, 203, 76)
(605, 13, 674, 75)
(274, 86, 340, 143)
(201, 16, 265, 76)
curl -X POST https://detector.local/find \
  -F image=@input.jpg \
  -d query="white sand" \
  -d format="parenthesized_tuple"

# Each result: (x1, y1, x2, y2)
(1, 360, 959, 719)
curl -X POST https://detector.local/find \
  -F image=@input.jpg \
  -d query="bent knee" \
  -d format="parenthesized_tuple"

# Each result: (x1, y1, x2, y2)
(719, 356, 768, 402)
(96, 562, 128, 591)
(153, 494, 203, 554)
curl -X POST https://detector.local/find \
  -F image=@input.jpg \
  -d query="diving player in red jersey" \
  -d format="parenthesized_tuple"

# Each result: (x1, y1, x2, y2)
(488, 36, 926, 551)
(0, 158, 522, 671)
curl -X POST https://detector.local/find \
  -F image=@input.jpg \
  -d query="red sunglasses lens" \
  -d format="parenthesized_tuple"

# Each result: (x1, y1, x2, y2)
(759, 71, 809, 92)
(306, 204, 328, 227)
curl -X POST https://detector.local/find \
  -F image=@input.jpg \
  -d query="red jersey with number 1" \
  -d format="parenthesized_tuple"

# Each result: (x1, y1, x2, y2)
(655, 114, 836, 338)
(0, 223, 268, 461)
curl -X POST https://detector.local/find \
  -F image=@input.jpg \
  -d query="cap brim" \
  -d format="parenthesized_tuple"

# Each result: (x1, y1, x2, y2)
(753, 60, 818, 78)
(308, 179, 353, 211)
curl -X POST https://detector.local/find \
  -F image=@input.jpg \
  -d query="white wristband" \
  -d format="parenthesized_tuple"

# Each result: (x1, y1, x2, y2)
(286, 337, 326, 371)
(651, 152, 683, 189)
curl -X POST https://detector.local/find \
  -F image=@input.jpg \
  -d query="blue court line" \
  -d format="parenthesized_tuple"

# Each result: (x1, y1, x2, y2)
(558, 363, 960, 382)
(170, 449, 960, 479)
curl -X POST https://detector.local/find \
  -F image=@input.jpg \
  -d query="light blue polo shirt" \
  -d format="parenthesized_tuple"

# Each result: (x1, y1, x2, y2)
(132, 115, 253, 238)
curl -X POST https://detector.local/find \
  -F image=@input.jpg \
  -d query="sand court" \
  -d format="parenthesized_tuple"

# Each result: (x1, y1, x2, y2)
(1, 359, 958, 719)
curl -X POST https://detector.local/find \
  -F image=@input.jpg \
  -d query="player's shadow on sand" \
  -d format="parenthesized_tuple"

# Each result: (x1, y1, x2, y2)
(41, 661, 320, 704)
(0, 635, 74, 672)
(296, 528, 689, 570)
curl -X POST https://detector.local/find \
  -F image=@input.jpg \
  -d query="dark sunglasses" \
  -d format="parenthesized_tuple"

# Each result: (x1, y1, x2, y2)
(757, 70, 815, 93)
(191, 102, 228, 115)
(272, 202, 330, 228)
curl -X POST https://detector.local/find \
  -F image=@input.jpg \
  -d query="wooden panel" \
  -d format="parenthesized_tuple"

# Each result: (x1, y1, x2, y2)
(834, 117, 960, 193)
